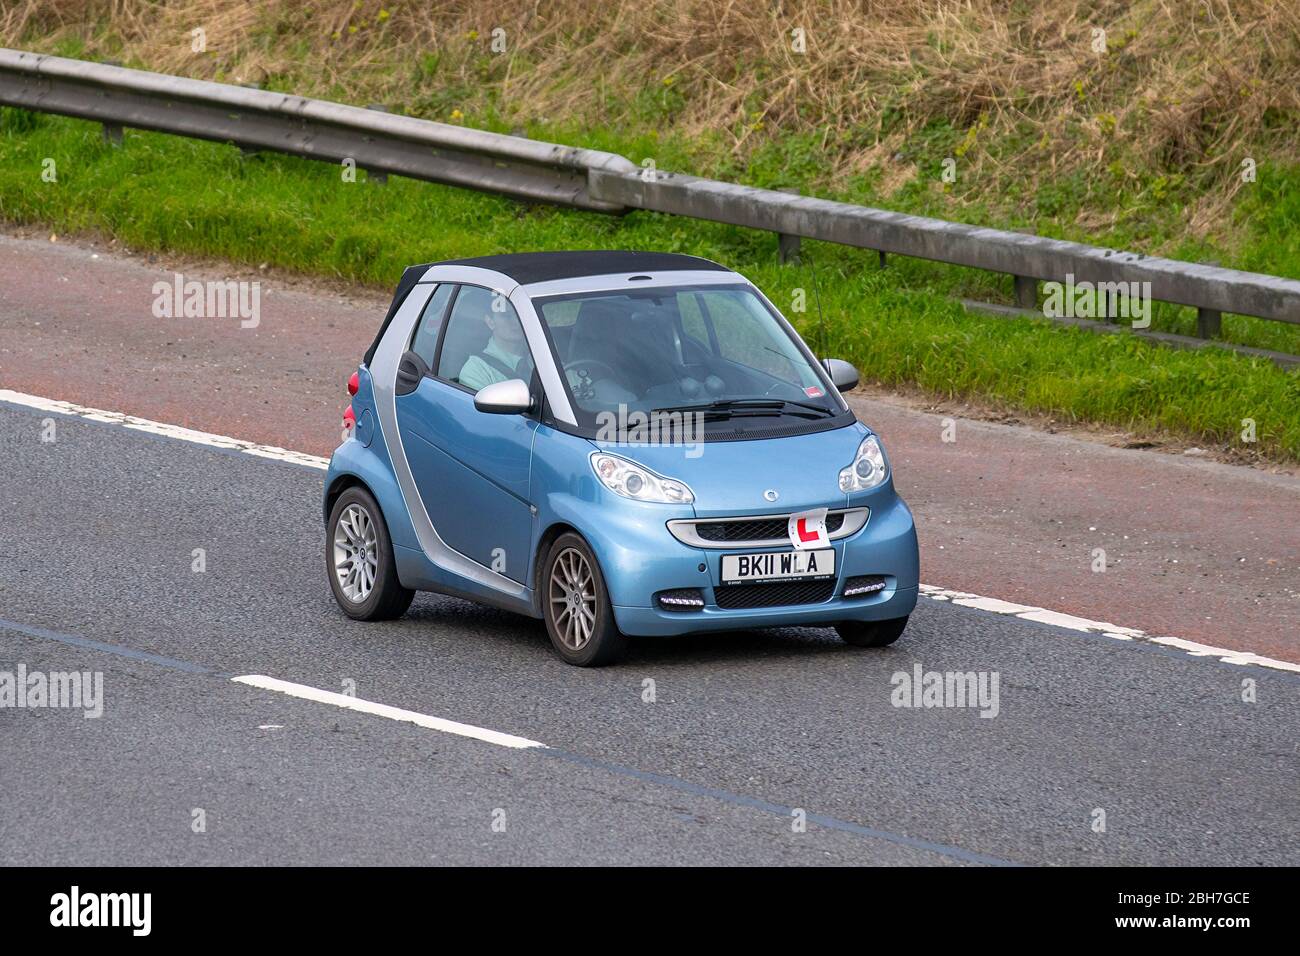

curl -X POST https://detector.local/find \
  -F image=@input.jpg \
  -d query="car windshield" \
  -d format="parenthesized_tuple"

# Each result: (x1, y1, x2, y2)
(533, 283, 839, 430)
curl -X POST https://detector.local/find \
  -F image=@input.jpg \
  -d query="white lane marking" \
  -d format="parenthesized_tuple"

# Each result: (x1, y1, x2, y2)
(233, 675, 548, 749)
(4, 388, 1295, 676)
(0, 389, 329, 470)
(919, 585, 1300, 674)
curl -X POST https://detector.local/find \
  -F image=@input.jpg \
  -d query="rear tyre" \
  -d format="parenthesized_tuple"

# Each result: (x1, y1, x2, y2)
(836, 615, 909, 648)
(327, 486, 414, 621)
(542, 533, 626, 666)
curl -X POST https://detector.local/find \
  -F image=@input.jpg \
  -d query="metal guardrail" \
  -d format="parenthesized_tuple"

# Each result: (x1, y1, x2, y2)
(0, 49, 637, 210)
(3, 48, 1299, 355)
(588, 170, 1300, 326)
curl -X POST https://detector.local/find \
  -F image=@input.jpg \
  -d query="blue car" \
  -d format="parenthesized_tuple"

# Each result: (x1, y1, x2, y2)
(324, 251, 919, 665)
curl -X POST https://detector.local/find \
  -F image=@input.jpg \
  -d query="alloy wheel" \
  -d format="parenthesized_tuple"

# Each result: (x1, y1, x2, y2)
(333, 502, 378, 602)
(548, 547, 597, 650)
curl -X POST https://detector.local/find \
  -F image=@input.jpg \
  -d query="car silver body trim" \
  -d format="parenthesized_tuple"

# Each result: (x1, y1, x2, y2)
(666, 507, 869, 549)
(370, 275, 528, 598)
(521, 269, 746, 298)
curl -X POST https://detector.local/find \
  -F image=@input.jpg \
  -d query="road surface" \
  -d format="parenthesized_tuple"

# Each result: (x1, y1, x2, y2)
(2, 378, 1298, 865)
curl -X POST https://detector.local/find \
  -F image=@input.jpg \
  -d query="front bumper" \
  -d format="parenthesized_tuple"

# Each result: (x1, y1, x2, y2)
(583, 491, 920, 637)
(614, 584, 919, 636)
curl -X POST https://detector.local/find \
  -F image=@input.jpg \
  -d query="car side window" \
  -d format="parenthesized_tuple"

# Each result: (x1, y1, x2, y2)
(409, 284, 454, 368)
(435, 285, 535, 392)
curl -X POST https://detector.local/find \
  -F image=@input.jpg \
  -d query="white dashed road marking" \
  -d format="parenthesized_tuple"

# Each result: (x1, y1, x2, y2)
(4, 387, 1296, 675)
(233, 675, 548, 749)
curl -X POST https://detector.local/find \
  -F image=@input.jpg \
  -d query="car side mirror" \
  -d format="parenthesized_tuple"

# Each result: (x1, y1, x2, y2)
(821, 358, 860, 392)
(474, 378, 534, 415)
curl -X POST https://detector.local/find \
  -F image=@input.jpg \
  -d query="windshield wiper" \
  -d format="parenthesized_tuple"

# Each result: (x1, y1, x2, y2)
(651, 398, 836, 420)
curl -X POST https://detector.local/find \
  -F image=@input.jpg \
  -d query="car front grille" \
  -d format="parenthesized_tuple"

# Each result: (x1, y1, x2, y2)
(713, 580, 837, 609)
(695, 511, 846, 543)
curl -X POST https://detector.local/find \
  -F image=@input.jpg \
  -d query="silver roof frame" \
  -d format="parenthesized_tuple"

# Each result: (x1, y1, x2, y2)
(520, 269, 745, 298)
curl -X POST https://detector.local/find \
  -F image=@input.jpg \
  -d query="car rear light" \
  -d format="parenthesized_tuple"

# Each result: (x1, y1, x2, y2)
(657, 588, 705, 611)
(843, 575, 887, 598)
(343, 369, 360, 430)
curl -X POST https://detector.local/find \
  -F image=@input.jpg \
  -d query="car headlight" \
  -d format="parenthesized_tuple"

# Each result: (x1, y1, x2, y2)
(590, 453, 694, 504)
(839, 435, 888, 492)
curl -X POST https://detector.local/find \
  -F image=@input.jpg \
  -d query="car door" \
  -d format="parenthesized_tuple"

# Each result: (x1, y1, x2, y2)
(394, 284, 538, 584)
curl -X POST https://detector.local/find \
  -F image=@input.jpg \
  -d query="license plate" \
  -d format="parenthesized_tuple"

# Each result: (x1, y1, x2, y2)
(721, 548, 835, 585)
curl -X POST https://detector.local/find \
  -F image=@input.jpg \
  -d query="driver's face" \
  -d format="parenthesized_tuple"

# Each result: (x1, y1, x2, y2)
(484, 310, 526, 354)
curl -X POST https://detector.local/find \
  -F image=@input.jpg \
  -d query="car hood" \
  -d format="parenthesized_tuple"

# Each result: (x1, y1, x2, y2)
(590, 422, 868, 517)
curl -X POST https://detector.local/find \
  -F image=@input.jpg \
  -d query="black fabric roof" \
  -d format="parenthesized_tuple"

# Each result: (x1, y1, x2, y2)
(436, 250, 727, 285)
(363, 251, 728, 365)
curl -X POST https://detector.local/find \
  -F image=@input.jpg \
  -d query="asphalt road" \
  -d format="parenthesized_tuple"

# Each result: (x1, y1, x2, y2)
(1, 400, 1296, 866)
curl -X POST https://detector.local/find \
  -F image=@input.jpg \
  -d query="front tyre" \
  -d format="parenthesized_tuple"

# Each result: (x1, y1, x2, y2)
(836, 615, 909, 648)
(327, 486, 414, 621)
(542, 533, 626, 666)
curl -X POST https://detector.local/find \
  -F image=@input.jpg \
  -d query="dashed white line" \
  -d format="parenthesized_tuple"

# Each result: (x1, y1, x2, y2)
(233, 675, 548, 749)
(4, 387, 1296, 676)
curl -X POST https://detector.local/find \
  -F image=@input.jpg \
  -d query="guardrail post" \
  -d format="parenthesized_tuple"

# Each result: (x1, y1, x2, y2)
(1197, 307, 1222, 339)
(776, 188, 800, 263)
(100, 59, 123, 145)
(1013, 275, 1036, 310)
(1196, 261, 1221, 338)
(366, 104, 388, 184)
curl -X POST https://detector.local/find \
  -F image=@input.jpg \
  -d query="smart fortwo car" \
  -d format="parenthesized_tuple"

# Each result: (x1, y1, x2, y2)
(324, 251, 919, 665)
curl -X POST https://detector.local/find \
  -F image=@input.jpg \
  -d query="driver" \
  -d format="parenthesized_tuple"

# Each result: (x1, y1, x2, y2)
(459, 299, 532, 392)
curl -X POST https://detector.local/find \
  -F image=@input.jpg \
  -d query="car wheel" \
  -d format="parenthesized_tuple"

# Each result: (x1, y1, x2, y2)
(327, 486, 414, 621)
(542, 532, 626, 666)
(836, 616, 908, 648)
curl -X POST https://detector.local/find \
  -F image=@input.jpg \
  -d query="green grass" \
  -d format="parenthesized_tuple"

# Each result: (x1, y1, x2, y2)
(2, 110, 1298, 460)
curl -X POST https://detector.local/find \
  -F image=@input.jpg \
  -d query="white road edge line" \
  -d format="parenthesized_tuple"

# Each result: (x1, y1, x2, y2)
(232, 675, 548, 749)
(919, 585, 1300, 674)
(0, 388, 330, 470)
(5, 388, 1297, 676)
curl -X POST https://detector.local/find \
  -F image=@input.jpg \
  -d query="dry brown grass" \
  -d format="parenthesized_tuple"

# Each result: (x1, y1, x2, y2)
(4, 0, 1298, 232)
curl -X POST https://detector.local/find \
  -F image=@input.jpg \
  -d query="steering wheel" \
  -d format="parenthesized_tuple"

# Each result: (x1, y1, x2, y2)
(564, 358, 619, 402)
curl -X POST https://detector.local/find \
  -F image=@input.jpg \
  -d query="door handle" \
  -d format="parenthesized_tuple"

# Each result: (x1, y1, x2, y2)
(396, 350, 430, 396)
